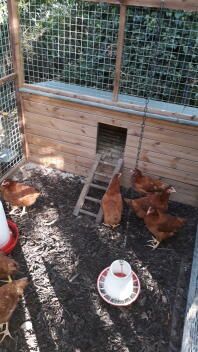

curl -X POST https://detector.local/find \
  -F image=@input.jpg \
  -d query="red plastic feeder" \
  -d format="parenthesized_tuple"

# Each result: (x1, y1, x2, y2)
(97, 260, 141, 307)
(0, 221, 19, 255)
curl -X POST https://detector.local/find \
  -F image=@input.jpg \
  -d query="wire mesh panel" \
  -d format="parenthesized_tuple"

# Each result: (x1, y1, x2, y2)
(0, 0, 13, 78)
(0, 80, 23, 176)
(19, 0, 120, 92)
(0, 0, 23, 177)
(120, 7, 198, 107)
(19, 1, 198, 108)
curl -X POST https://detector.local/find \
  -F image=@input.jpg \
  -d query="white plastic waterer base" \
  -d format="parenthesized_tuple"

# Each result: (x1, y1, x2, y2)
(97, 267, 141, 306)
(0, 201, 11, 248)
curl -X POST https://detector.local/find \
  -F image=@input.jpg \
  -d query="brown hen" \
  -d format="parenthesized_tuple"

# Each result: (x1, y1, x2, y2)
(0, 252, 18, 283)
(144, 207, 187, 249)
(0, 278, 28, 342)
(131, 168, 169, 196)
(101, 173, 123, 228)
(0, 179, 40, 216)
(124, 185, 176, 218)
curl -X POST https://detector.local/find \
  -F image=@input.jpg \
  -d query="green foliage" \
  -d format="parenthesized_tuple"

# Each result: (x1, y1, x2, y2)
(18, 0, 198, 107)
(0, 2, 13, 78)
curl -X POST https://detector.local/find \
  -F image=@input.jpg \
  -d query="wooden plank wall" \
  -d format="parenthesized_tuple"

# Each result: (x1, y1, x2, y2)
(21, 91, 198, 207)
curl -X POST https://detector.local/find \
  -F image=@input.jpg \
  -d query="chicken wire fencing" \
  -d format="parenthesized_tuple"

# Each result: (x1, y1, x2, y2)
(19, 0, 198, 108)
(120, 7, 198, 107)
(19, 0, 120, 93)
(0, 0, 23, 178)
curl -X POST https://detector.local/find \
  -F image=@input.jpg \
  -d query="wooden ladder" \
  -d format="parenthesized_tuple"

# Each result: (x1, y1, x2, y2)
(73, 154, 123, 224)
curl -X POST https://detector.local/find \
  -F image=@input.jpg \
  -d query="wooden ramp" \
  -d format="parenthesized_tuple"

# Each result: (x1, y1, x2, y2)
(73, 155, 123, 224)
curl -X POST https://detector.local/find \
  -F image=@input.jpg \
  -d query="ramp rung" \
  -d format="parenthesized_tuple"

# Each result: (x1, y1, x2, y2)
(90, 183, 107, 191)
(99, 160, 116, 167)
(79, 209, 97, 217)
(96, 158, 124, 224)
(73, 154, 102, 216)
(85, 196, 101, 204)
(95, 172, 111, 178)
(73, 155, 123, 223)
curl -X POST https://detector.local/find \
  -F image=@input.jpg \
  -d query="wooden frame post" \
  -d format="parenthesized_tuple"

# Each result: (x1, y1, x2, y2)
(112, 4, 126, 102)
(7, 0, 28, 159)
(81, 0, 198, 11)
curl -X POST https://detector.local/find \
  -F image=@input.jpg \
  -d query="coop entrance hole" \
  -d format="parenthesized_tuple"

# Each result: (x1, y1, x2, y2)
(96, 123, 127, 162)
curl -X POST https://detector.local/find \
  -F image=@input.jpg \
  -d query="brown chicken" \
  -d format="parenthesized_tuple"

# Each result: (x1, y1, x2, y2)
(124, 185, 176, 219)
(0, 179, 40, 216)
(144, 206, 187, 249)
(0, 278, 28, 342)
(101, 173, 123, 228)
(131, 168, 169, 196)
(0, 252, 18, 283)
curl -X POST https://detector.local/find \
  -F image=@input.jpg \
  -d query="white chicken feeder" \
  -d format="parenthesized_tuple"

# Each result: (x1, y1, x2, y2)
(0, 200, 11, 248)
(97, 259, 141, 306)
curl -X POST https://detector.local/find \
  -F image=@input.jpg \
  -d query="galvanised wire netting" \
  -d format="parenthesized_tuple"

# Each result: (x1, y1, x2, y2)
(0, 0, 23, 177)
(0, 80, 23, 176)
(19, 0, 120, 92)
(0, 0, 13, 78)
(120, 7, 198, 107)
(19, 0, 198, 107)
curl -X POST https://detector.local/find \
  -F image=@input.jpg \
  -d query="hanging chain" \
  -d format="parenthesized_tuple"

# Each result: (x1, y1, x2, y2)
(134, 0, 165, 170)
(122, 0, 166, 251)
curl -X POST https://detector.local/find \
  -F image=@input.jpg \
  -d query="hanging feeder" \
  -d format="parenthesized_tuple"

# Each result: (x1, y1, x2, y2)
(97, 259, 140, 307)
(0, 201, 19, 254)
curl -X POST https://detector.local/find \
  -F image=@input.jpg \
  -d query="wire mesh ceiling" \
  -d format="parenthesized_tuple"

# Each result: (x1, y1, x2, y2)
(19, 0, 198, 107)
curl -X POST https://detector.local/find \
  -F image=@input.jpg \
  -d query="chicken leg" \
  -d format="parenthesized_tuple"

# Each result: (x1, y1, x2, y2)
(20, 206, 27, 217)
(102, 223, 120, 228)
(0, 275, 12, 284)
(9, 206, 19, 215)
(147, 237, 160, 250)
(0, 322, 13, 343)
(9, 206, 27, 217)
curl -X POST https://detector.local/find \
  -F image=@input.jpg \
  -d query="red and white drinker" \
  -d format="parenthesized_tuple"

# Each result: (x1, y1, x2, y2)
(104, 260, 133, 300)
(97, 259, 140, 306)
(0, 200, 11, 248)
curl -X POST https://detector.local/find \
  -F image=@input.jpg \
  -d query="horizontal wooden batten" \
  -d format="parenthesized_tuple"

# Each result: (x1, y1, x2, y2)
(23, 99, 198, 137)
(124, 148, 198, 175)
(28, 143, 93, 169)
(27, 132, 198, 187)
(124, 158, 198, 186)
(21, 85, 198, 123)
(29, 153, 88, 177)
(136, 140, 197, 163)
(127, 126, 198, 149)
(0, 72, 17, 86)
(26, 134, 95, 159)
(80, 0, 198, 11)
(25, 111, 97, 139)
(23, 100, 198, 153)
(25, 123, 96, 150)
(28, 135, 198, 179)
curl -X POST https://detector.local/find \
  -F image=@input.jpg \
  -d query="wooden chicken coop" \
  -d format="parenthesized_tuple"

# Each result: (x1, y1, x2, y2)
(0, 0, 198, 209)
(0, 1, 197, 351)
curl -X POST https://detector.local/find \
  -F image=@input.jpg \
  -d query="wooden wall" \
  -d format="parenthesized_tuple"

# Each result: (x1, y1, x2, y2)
(21, 91, 198, 207)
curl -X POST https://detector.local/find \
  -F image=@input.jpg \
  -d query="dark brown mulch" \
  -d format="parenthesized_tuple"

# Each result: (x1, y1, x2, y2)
(0, 163, 197, 352)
